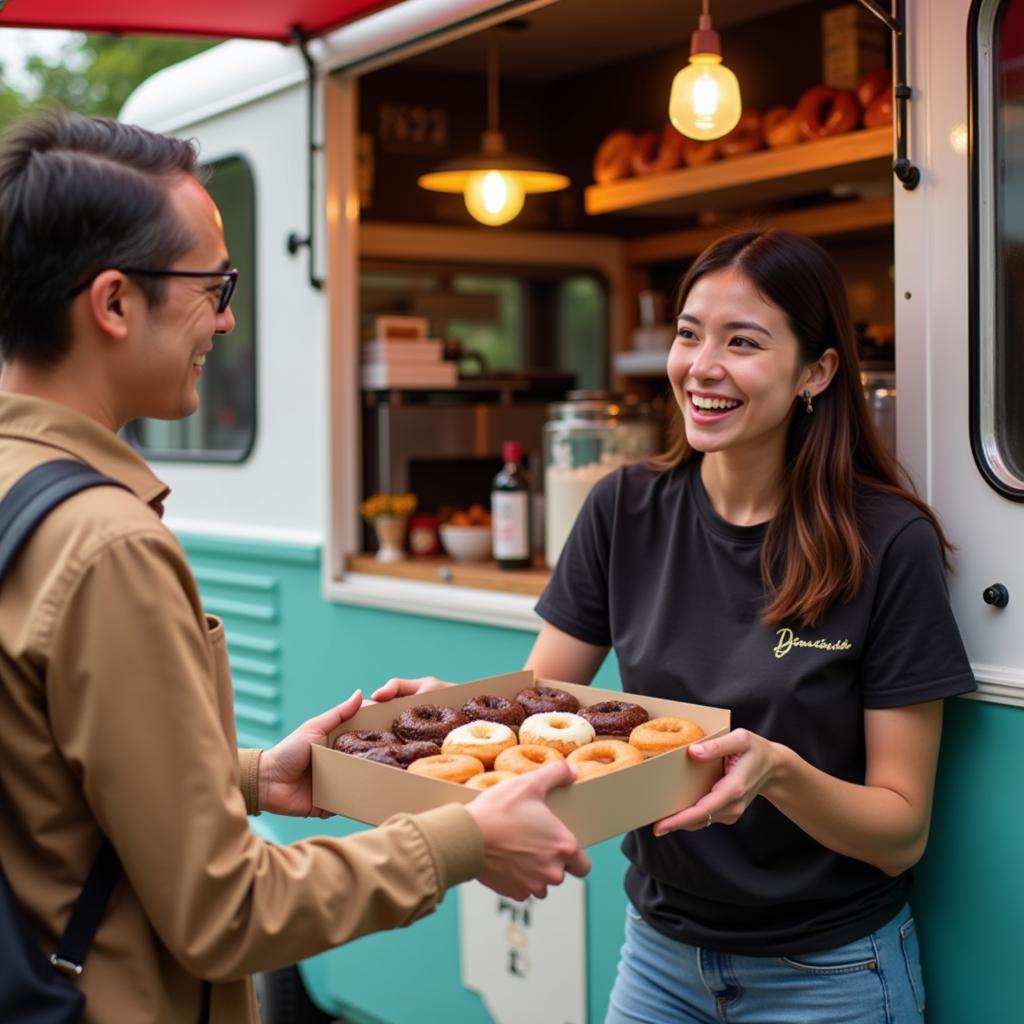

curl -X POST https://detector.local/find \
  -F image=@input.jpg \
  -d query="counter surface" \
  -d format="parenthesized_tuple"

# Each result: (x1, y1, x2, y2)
(346, 553, 550, 597)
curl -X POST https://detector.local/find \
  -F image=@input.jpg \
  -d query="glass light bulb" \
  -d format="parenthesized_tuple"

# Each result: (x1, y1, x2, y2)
(463, 170, 526, 226)
(668, 53, 742, 141)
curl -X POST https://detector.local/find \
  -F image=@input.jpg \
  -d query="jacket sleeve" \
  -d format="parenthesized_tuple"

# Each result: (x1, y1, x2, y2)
(41, 528, 484, 980)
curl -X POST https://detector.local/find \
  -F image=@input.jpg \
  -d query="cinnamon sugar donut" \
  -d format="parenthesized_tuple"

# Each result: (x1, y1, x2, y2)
(407, 753, 484, 783)
(516, 685, 579, 716)
(464, 770, 517, 791)
(579, 700, 648, 738)
(393, 703, 468, 744)
(629, 716, 705, 755)
(518, 712, 595, 756)
(461, 694, 525, 731)
(442, 721, 517, 769)
(494, 744, 566, 774)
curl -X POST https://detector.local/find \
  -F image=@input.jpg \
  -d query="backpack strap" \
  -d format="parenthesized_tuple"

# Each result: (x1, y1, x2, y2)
(0, 458, 129, 976)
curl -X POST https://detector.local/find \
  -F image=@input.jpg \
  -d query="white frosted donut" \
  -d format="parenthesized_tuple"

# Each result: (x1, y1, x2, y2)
(518, 712, 595, 756)
(442, 720, 516, 768)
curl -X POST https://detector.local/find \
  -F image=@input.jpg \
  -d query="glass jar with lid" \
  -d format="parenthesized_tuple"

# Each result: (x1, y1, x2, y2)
(544, 391, 658, 567)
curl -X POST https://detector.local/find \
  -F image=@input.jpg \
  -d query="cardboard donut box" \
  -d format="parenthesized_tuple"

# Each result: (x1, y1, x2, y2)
(312, 670, 731, 848)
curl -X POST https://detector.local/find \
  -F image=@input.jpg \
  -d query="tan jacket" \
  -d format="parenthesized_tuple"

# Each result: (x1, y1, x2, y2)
(0, 393, 484, 1023)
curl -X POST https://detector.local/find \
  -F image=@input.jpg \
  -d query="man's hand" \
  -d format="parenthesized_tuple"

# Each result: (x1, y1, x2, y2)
(258, 690, 363, 817)
(466, 760, 591, 901)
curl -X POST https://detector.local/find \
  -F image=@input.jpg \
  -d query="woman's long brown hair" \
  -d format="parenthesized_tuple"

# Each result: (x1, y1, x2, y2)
(650, 228, 952, 627)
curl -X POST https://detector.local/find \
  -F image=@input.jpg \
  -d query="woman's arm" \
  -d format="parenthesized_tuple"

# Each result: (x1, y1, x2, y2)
(525, 622, 610, 686)
(659, 700, 944, 877)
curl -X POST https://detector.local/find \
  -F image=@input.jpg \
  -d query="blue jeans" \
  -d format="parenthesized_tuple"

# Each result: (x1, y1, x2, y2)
(605, 902, 926, 1024)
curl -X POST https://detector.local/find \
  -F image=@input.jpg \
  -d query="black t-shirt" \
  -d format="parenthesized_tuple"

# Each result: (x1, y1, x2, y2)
(535, 459, 976, 956)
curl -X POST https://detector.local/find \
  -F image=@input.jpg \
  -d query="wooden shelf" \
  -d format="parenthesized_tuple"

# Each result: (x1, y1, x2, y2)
(347, 553, 549, 597)
(585, 126, 893, 218)
(623, 195, 893, 265)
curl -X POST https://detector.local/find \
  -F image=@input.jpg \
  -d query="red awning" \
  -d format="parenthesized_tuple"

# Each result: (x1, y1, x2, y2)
(0, 0, 406, 44)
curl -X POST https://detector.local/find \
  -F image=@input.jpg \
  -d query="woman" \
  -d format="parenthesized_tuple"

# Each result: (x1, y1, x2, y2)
(377, 230, 975, 1023)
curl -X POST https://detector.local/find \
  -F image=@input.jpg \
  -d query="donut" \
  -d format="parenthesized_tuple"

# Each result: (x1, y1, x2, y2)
(391, 740, 442, 767)
(518, 712, 595, 756)
(763, 106, 803, 148)
(579, 700, 649, 738)
(515, 685, 579, 716)
(629, 716, 705, 756)
(461, 694, 525, 731)
(393, 703, 468, 744)
(863, 91, 893, 129)
(494, 744, 566, 774)
(333, 730, 399, 755)
(567, 740, 644, 776)
(718, 110, 763, 159)
(353, 746, 405, 769)
(442, 721, 517, 769)
(593, 130, 637, 184)
(407, 752, 484, 783)
(681, 135, 719, 167)
(464, 770, 517, 791)
(856, 66, 892, 111)
(631, 123, 685, 176)
(796, 85, 860, 140)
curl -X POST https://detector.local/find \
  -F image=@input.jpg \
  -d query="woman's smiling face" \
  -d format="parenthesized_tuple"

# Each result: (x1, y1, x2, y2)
(667, 267, 812, 460)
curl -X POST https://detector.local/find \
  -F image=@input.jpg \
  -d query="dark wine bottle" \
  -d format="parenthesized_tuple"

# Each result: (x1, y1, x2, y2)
(491, 440, 532, 570)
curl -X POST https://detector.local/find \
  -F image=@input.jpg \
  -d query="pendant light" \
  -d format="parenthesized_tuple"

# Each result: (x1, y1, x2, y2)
(418, 41, 569, 226)
(668, 0, 742, 141)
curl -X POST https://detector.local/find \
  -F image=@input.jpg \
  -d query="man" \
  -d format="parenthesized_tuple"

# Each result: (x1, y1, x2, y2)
(0, 110, 588, 1023)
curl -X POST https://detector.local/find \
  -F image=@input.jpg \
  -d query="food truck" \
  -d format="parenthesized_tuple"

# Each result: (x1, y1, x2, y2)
(3, 0, 1022, 1020)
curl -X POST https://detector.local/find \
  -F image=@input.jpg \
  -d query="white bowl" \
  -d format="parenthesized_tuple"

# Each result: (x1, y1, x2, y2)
(439, 524, 492, 563)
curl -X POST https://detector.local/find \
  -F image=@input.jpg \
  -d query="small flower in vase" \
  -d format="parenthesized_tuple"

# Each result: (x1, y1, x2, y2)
(360, 493, 418, 563)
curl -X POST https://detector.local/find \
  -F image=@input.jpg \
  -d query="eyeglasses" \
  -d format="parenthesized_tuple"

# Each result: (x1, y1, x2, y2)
(68, 267, 239, 314)
(117, 267, 239, 314)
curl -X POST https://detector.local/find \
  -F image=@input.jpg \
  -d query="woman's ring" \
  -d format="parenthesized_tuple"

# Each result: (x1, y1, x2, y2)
(705, 811, 713, 829)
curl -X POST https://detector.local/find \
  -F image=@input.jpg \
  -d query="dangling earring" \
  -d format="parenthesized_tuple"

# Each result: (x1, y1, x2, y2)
(802, 389, 813, 414)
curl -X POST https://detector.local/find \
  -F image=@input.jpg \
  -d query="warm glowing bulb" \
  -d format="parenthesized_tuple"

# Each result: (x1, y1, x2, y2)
(463, 170, 526, 226)
(668, 53, 742, 141)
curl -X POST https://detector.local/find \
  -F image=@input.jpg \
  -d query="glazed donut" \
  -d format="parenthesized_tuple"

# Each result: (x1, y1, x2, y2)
(856, 66, 892, 111)
(333, 730, 399, 755)
(393, 703, 468, 744)
(442, 721, 517, 769)
(519, 712, 595, 756)
(461, 694, 525, 731)
(629, 716, 705, 755)
(681, 135, 719, 167)
(391, 740, 442, 767)
(465, 770, 517, 791)
(494, 744, 566, 774)
(407, 752, 484, 784)
(763, 106, 803, 149)
(797, 85, 860, 140)
(567, 740, 644, 775)
(516, 685, 579, 716)
(579, 700, 649, 738)
(593, 130, 637, 184)
(718, 110, 764, 159)
(631, 123, 685, 176)
(863, 91, 893, 129)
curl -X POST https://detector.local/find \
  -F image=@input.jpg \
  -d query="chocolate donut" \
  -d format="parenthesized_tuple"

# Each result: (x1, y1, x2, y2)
(515, 685, 579, 716)
(393, 704, 469, 744)
(333, 730, 399, 755)
(462, 694, 526, 731)
(353, 746, 405, 768)
(391, 740, 442, 767)
(579, 700, 649, 737)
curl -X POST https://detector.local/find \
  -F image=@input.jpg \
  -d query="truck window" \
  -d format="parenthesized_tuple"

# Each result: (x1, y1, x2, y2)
(127, 156, 257, 461)
(974, 0, 1024, 494)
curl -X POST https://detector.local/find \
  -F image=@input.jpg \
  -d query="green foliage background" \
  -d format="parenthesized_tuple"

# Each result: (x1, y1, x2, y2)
(0, 34, 215, 128)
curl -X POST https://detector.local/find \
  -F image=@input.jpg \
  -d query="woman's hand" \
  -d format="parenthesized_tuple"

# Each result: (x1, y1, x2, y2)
(370, 676, 455, 702)
(258, 690, 364, 817)
(651, 728, 784, 836)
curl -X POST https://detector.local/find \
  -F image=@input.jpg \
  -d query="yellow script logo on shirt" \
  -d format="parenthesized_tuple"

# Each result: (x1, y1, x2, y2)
(773, 628, 853, 659)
